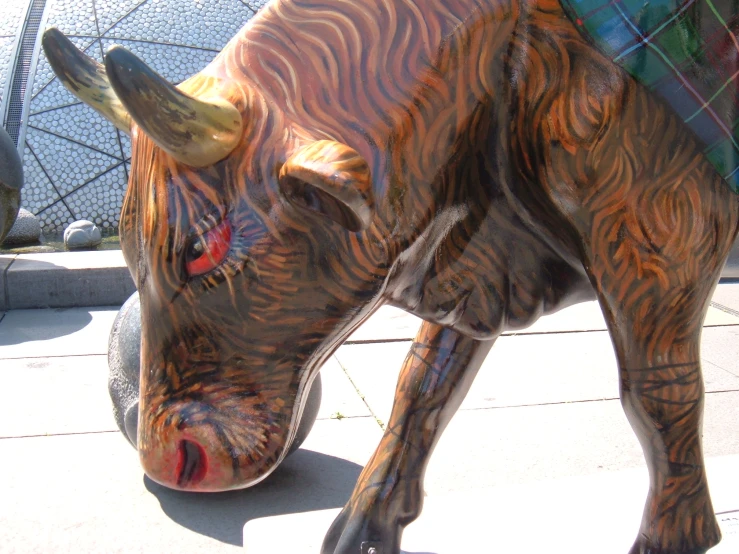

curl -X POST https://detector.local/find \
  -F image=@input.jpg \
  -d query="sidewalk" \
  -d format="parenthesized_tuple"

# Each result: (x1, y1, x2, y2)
(1, 287, 738, 553)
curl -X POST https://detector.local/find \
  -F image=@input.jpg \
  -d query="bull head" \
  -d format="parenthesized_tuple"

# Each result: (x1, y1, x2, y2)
(42, 28, 380, 491)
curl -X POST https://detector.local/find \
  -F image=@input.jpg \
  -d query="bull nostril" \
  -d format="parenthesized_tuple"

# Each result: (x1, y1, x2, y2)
(176, 439, 208, 487)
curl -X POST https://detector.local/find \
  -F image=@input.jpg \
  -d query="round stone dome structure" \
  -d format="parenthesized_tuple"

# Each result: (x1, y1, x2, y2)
(0, 0, 266, 232)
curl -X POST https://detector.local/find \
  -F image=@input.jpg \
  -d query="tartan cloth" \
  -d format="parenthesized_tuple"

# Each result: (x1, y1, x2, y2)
(560, 0, 739, 192)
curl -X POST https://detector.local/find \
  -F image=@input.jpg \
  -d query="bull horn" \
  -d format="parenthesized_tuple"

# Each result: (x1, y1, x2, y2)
(104, 46, 243, 167)
(42, 28, 132, 134)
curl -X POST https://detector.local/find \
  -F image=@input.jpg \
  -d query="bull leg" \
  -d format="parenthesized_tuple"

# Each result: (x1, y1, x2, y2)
(322, 320, 494, 554)
(594, 282, 722, 554)
(579, 186, 738, 553)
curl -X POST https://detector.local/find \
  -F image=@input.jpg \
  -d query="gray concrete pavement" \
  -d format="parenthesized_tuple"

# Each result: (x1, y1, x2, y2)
(0, 307, 117, 358)
(1, 285, 739, 552)
(245, 456, 739, 553)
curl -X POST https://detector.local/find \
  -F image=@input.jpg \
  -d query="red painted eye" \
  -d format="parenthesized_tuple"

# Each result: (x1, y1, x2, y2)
(185, 219, 232, 276)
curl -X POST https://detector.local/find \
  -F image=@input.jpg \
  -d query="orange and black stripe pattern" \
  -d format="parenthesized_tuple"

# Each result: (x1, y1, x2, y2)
(105, 0, 739, 552)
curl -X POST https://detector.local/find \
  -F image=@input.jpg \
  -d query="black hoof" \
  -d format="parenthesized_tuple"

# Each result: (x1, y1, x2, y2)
(321, 507, 400, 554)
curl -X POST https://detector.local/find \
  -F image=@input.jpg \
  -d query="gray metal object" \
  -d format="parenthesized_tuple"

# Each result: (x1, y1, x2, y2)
(0, 0, 31, 127)
(4, 0, 47, 148)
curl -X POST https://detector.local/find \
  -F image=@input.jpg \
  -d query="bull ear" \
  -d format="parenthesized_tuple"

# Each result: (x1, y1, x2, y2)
(279, 141, 374, 231)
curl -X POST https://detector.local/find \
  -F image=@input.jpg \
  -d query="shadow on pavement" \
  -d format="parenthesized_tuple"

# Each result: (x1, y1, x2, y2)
(145, 448, 364, 546)
(0, 307, 93, 346)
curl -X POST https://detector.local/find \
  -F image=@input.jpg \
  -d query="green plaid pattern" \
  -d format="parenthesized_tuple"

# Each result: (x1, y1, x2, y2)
(560, 0, 739, 192)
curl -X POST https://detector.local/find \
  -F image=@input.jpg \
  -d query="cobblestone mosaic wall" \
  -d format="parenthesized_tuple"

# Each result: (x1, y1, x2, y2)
(8, 0, 266, 231)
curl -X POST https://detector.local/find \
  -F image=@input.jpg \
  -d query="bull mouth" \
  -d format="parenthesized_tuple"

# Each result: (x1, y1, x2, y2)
(176, 439, 208, 487)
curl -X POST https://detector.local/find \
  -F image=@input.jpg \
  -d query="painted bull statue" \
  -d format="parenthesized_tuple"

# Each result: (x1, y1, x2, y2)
(42, 0, 739, 551)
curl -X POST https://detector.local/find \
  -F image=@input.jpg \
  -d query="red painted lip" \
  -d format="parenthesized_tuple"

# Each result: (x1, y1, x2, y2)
(185, 219, 232, 276)
(176, 439, 208, 487)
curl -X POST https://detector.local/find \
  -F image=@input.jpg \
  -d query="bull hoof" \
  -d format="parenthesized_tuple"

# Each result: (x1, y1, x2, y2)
(321, 506, 400, 554)
(107, 291, 321, 454)
(629, 545, 712, 554)
(629, 535, 719, 554)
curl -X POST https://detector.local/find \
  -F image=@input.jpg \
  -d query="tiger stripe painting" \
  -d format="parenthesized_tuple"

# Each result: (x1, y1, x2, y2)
(42, 0, 739, 552)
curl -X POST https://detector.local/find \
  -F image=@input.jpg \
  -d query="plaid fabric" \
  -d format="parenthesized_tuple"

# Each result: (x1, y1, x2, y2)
(560, 0, 739, 192)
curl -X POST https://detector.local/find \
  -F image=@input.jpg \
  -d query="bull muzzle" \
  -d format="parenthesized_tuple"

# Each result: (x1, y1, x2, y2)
(139, 408, 240, 491)
(138, 398, 286, 492)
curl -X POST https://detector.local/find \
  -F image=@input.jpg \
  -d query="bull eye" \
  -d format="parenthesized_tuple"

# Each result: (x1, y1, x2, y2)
(185, 219, 232, 277)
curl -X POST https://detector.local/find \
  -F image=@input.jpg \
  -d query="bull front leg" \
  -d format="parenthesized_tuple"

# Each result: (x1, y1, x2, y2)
(322, 320, 494, 554)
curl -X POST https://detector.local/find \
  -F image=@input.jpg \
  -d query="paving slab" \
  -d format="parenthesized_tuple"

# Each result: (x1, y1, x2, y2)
(245, 389, 739, 552)
(4, 251, 135, 309)
(348, 299, 739, 343)
(423, 391, 739, 494)
(712, 281, 739, 315)
(316, 356, 372, 420)
(244, 455, 739, 553)
(515, 301, 739, 335)
(0, 355, 116, 438)
(0, 417, 382, 554)
(336, 327, 739, 426)
(0, 307, 119, 358)
(723, 239, 739, 278)
(701, 325, 739, 378)
(347, 305, 422, 343)
(1, 350, 735, 553)
(0, 280, 734, 554)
